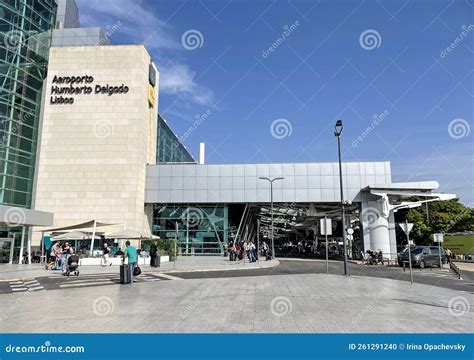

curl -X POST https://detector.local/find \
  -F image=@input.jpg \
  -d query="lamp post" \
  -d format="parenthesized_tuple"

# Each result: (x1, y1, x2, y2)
(334, 120, 348, 276)
(259, 177, 284, 259)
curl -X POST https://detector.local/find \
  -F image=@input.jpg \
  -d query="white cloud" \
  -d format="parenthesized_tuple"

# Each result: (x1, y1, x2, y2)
(391, 142, 474, 205)
(159, 63, 215, 106)
(76, 0, 178, 49)
(75, 0, 214, 106)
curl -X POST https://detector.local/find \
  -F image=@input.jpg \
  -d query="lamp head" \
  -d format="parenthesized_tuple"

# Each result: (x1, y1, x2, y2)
(334, 119, 343, 136)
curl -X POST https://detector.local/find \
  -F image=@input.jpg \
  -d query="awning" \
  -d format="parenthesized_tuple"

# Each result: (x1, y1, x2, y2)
(52, 231, 101, 240)
(104, 229, 159, 240)
(42, 220, 118, 232)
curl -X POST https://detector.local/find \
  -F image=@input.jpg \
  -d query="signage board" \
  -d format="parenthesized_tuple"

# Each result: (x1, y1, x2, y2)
(148, 84, 156, 107)
(149, 63, 156, 87)
(49, 74, 129, 105)
(433, 233, 444, 243)
(399, 222, 414, 235)
(320, 218, 332, 235)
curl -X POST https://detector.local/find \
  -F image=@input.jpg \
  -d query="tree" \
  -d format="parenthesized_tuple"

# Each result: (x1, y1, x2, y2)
(395, 199, 473, 245)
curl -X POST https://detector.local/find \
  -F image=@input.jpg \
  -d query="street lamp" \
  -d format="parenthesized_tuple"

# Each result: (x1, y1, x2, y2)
(334, 120, 348, 276)
(259, 176, 284, 259)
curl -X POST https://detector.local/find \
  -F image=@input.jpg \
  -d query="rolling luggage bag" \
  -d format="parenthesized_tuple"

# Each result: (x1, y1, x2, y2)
(120, 264, 131, 284)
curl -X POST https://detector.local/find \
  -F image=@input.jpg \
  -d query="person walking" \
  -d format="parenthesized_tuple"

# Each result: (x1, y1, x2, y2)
(61, 242, 72, 273)
(150, 241, 158, 267)
(102, 243, 112, 267)
(248, 240, 256, 262)
(262, 241, 269, 257)
(123, 240, 138, 284)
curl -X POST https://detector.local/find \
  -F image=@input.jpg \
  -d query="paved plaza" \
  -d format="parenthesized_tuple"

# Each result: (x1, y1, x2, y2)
(0, 259, 472, 333)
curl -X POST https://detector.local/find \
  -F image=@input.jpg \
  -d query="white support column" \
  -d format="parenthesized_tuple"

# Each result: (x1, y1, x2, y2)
(41, 231, 45, 263)
(360, 200, 395, 260)
(90, 219, 97, 256)
(18, 226, 26, 264)
(199, 142, 205, 164)
(27, 226, 31, 264)
(9, 234, 15, 264)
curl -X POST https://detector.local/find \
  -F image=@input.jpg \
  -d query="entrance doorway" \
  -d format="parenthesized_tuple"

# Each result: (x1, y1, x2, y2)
(0, 236, 15, 264)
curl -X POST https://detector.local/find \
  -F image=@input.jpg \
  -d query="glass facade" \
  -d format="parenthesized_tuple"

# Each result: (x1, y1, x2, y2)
(153, 205, 228, 255)
(156, 114, 195, 164)
(0, 0, 57, 208)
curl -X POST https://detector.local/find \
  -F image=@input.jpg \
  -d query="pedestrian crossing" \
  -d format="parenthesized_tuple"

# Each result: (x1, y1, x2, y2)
(413, 269, 460, 279)
(0, 272, 171, 294)
(8, 279, 45, 293)
(55, 273, 167, 289)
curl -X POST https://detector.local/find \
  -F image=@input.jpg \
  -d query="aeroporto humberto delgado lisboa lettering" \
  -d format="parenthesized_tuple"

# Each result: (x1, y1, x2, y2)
(50, 75, 130, 104)
(0, 0, 456, 265)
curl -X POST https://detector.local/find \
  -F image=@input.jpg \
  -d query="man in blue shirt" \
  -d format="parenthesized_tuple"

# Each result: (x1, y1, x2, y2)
(123, 241, 137, 284)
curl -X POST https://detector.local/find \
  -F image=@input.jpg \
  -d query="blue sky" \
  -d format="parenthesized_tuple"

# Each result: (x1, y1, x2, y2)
(76, 0, 473, 204)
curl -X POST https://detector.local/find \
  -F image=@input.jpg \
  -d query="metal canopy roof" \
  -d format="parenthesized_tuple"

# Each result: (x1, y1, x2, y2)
(42, 220, 118, 232)
(0, 205, 53, 227)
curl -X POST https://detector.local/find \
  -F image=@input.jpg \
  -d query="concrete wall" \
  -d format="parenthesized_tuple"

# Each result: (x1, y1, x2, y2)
(56, 0, 80, 28)
(145, 162, 392, 204)
(31, 45, 158, 244)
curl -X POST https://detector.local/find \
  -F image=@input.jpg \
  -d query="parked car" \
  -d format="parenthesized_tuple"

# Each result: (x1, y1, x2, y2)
(397, 246, 446, 269)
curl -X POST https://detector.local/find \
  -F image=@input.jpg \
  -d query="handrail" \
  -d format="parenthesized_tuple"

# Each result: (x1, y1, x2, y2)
(450, 261, 462, 279)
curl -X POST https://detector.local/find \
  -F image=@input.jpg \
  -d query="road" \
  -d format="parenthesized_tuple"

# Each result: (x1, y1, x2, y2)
(0, 259, 472, 295)
(169, 260, 474, 293)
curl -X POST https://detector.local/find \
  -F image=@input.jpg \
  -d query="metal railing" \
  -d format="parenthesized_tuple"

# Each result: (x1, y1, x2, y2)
(450, 261, 462, 279)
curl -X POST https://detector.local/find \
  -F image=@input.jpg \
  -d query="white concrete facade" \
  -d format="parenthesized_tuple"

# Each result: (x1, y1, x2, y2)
(31, 45, 158, 244)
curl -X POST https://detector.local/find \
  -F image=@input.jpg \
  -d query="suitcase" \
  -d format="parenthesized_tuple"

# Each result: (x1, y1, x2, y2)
(120, 264, 131, 284)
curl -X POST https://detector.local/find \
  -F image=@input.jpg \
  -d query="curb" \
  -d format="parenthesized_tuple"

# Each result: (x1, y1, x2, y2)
(0, 260, 281, 281)
(145, 259, 281, 274)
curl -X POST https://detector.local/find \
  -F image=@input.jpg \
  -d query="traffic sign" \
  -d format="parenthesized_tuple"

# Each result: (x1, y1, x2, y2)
(320, 218, 332, 235)
(399, 222, 414, 235)
(433, 233, 444, 243)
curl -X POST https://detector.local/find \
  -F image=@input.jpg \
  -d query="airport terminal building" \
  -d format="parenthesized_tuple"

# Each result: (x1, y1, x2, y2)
(0, 0, 454, 262)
